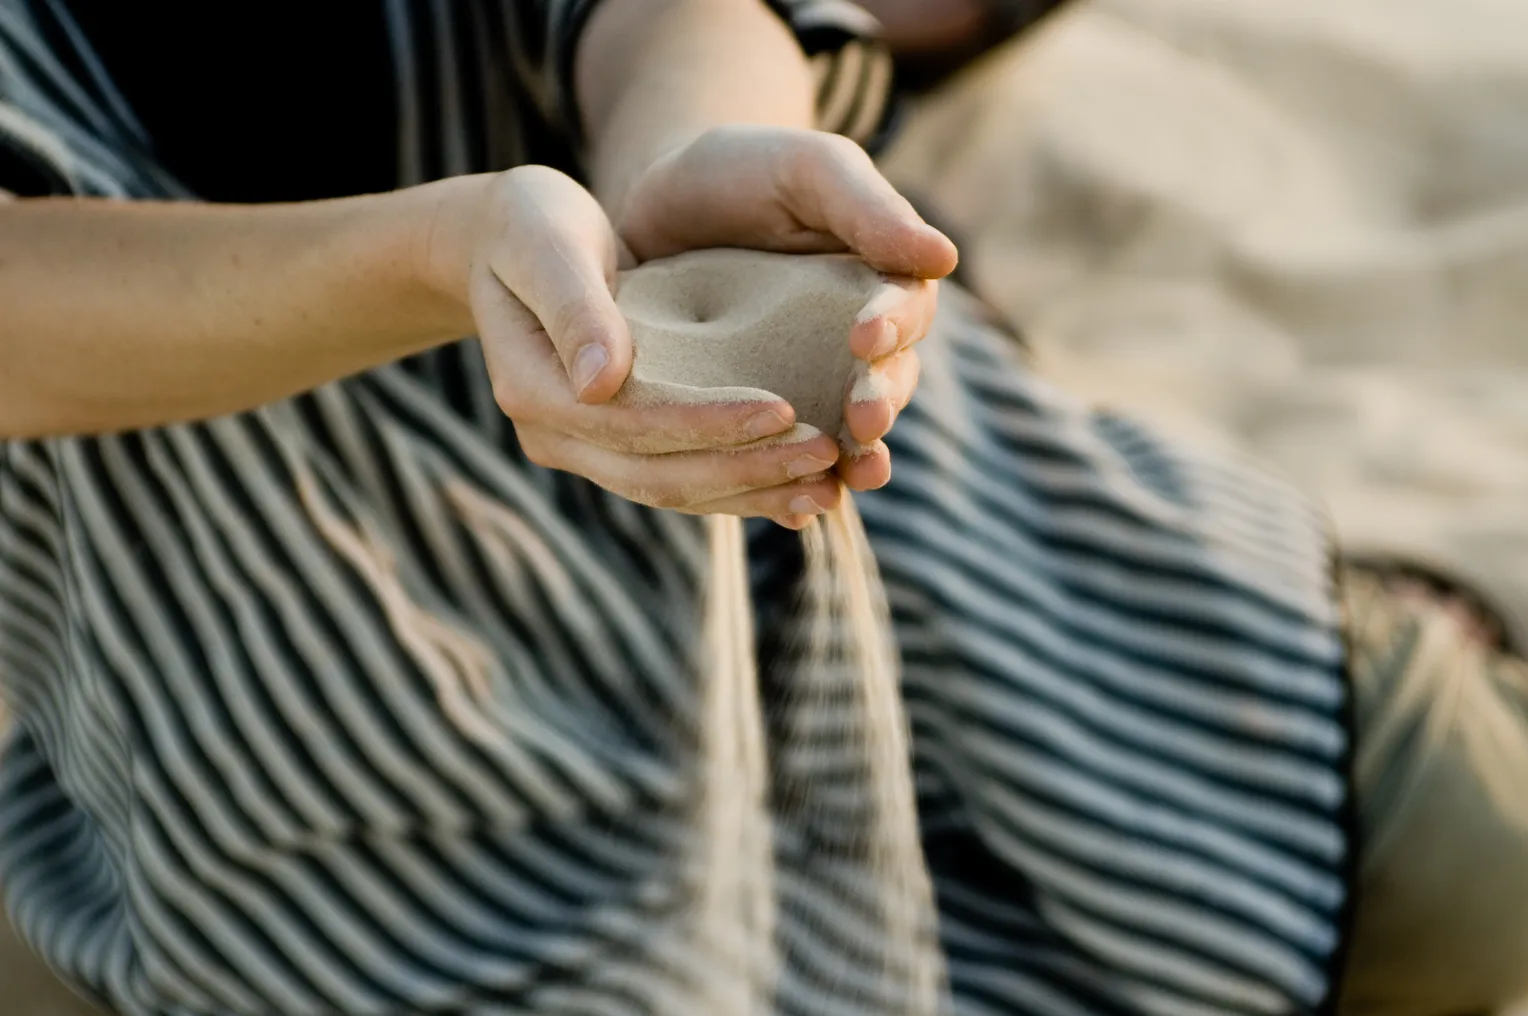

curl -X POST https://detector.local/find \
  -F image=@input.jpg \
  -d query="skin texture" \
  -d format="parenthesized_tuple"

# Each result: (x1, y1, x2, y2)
(0, 0, 957, 526)
(0, 181, 476, 435)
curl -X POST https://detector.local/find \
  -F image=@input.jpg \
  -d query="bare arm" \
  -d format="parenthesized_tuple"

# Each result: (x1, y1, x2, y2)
(576, 0, 818, 214)
(0, 176, 483, 438)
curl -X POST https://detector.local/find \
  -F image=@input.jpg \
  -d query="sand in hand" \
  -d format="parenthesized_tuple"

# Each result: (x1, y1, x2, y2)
(615, 248, 885, 438)
(612, 249, 945, 1016)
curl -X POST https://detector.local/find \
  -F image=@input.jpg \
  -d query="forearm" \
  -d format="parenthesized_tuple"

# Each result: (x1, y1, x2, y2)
(575, 0, 818, 213)
(0, 177, 480, 438)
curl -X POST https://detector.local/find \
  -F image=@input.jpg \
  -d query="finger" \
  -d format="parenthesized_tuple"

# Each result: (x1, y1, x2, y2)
(844, 351, 920, 445)
(480, 291, 802, 453)
(615, 232, 639, 271)
(522, 427, 842, 507)
(771, 514, 816, 531)
(685, 478, 844, 520)
(850, 277, 939, 361)
(785, 136, 960, 281)
(485, 166, 633, 405)
(836, 439, 892, 492)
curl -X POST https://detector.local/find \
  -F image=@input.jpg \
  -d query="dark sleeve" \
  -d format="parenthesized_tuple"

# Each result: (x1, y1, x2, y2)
(507, 0, 900, 153)
(0, 106, 72, 195)
(0, 0, 144, 198)
(0, 5, 76, 197)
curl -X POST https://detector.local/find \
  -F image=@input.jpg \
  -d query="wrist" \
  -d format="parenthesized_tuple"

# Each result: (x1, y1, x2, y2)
(594, 130, 700, 224)
(577, 0, 817, 215)
(390, 173, 495, 341)
(598, 132, 699, 244)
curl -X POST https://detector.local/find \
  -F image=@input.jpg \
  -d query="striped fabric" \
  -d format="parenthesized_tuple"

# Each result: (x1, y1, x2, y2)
(0, 2, 1355, 1014)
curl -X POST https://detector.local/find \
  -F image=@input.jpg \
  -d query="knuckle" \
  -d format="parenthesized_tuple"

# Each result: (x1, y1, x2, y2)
(780, 132, 835, 190)
(814, 482, 845, 512)
(745, 454, 794, 488)
(490, 375, 528, 419)
(608, 461, 692, 510)
(500, 164, 577, 209)
(542, 301, 580, 346)
(547, 300, 607, 355)
(644, 487, 691, 511)
(814, 132, 868, 171)
(651, 494, 686, 510)
(693, 125, 735, 155)
(516, 431, 557, 469)
(778, 133, 877, 217)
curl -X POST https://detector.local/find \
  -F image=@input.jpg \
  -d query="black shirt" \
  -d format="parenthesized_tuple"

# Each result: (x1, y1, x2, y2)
(63, 2, 398, 202)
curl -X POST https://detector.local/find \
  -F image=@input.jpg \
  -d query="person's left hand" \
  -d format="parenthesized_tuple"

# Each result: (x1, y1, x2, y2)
(612, 125, 958, 528)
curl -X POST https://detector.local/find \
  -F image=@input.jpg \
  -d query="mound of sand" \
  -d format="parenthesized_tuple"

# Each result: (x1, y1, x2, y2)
(615, 248, 885, 438)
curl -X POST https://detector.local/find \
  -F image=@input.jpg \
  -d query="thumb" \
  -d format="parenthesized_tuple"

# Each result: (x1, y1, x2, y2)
(489, 167, 634, 405)
(789, 136, 960, 281)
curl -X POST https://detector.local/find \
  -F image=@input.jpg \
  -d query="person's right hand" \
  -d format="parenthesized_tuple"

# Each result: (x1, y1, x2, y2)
(423, 165, 846, 522)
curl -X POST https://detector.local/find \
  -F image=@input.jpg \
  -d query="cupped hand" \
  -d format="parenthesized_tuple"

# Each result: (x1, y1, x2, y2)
(613, 126, 957, 525)
(438, 129, 958, 528)
(440, 165, 844, 520)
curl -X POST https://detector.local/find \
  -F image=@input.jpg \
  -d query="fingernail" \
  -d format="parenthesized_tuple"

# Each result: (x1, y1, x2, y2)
(571, 343, 609, 397)
(745, 409, 791, 440)
(869, 319, 898, 359)
(786, 454, 837, 480)
(788, 494, 825, 516)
